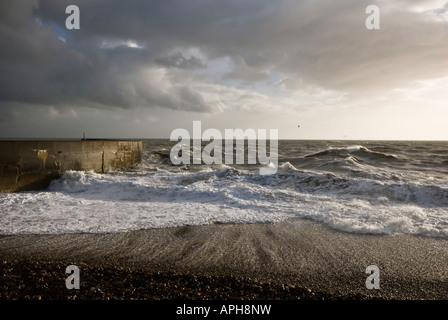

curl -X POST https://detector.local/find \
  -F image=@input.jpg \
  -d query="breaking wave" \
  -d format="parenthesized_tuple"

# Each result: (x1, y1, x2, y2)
(304, 145, 399, 161)
(1, 140, 447, 238)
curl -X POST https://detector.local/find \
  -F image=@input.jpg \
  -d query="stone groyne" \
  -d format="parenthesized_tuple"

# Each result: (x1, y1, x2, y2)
(0, 140, 142, 192)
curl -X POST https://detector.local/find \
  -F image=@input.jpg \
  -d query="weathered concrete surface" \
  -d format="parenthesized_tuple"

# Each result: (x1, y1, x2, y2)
(0, 140, 142, 192)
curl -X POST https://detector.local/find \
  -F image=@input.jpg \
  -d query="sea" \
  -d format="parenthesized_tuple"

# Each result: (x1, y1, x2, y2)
(1, 140, 447, 238)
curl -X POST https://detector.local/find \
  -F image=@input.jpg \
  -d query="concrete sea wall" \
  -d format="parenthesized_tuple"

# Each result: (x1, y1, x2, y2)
(0, 140, 142, 192)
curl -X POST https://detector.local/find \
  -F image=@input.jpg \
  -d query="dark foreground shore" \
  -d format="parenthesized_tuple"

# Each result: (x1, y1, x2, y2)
(1, 219, 448, 300)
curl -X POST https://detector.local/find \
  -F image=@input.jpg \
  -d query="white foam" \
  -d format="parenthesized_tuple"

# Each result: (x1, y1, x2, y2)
(1, 166, 447, 237)
(336, 145, 364, 153)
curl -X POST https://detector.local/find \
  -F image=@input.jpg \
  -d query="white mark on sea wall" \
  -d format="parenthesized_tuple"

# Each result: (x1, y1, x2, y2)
(48, 154, 60, 169)
(31, 149, 49, 169)
(365, 265, 380, 289)
(66, 265, 80, 289)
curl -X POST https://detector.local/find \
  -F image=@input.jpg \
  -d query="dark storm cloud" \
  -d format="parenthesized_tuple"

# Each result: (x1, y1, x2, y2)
(0, 0, 220, 113)
(155, 52, 205, 69)
(1, 0, 448, 118)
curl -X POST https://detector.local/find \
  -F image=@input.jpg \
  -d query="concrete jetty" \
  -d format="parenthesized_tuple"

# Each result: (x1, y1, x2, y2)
(0, 140, 142, 192)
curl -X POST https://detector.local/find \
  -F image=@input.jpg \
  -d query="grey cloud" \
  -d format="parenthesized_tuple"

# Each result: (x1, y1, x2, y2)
(1, 0, 448, 119)
(220, 54, 275, 84)
(0, 0, 222, 114)
(155, 52, 205, 69)
(432, 1, 448, 15)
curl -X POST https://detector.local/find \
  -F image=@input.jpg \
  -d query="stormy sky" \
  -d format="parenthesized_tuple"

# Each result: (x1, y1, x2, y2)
(1, 0, 448, 140)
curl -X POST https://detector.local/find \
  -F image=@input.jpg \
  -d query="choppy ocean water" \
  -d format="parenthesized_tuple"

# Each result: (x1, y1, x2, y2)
(1, 140, 447, 237)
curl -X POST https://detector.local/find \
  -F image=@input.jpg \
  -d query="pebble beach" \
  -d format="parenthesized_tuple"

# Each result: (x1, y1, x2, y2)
(1, 219, 448, 301)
